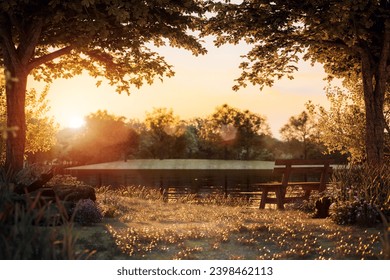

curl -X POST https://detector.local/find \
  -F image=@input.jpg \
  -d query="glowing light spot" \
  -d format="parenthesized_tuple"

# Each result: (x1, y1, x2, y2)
(68, 116, 85, 129)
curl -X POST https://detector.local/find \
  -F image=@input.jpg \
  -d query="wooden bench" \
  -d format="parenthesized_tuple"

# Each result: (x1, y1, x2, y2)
(252, 159, 334, 210)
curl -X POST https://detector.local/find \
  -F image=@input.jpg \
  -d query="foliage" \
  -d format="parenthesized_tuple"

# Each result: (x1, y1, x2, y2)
(0, 175, 87, 259)
(0, 85, 58, 164)
(307, 79, 390, 163)
(73, 199, 103, 226)
(198, 104, 271, 159)
(280, 110, 324, 159)
(0, 0, 207, 172)
(204, 0, 385, 88)
(329, 199, 375, 227)
(68, 110, 133, 164)
(0, 0, 206, 93)
(24, 86, 59, 156)
(204, 0, 390, 164)
(307, 86, 366, 162)
(328, 164, 390, 227)
(52, 105, 278, 163)
(142, 107, 183, 159)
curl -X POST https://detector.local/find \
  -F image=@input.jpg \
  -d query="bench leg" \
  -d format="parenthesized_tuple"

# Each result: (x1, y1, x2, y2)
(259, 189, 268, 209)
(275, 187, 285, 210)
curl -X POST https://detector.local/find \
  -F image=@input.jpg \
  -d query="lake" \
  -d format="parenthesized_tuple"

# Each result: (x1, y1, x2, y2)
(66, 159, 276, 196)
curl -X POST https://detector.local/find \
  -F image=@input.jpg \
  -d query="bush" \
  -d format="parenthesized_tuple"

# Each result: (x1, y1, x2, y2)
(0, 167, 95, 259)
(328, 164, 390, 227)
(0, 186, 83, 259)
(330, 200, 379, 226)
(73, 199, 103, 226)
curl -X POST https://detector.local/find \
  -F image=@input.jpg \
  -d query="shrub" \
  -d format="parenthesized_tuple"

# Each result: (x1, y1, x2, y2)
(73, 199, 103, 226)
(0, 168, 94, 259)
(0, 187, 83, 259)
(328, 164, 390, 227)
(330, 200, 379, 226)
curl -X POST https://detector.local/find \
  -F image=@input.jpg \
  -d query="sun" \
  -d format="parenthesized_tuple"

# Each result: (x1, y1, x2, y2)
(68, 116, 85, 129)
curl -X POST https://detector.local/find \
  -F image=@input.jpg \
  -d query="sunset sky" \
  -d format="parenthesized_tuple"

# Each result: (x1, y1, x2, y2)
(30, 37, 340, 139)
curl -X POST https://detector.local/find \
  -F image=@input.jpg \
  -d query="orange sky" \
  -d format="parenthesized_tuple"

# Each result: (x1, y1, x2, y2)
(30, 37, 340, 139)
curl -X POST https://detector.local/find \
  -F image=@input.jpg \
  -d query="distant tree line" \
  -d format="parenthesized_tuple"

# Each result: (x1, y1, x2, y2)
(51, 104, 278, 165)
(8, 80, 388, 166)
(26, 101, 355, 167)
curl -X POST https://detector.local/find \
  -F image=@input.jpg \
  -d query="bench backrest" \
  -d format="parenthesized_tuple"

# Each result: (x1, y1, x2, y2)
(273, 159, 333, 191)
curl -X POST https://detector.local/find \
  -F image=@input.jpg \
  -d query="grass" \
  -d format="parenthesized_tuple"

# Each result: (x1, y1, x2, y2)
(0, 185, 92, 259)
(70, 186, 387, 260)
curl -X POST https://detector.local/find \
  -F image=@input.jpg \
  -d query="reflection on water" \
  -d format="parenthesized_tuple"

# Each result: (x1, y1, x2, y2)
(67, 169, 275, 196)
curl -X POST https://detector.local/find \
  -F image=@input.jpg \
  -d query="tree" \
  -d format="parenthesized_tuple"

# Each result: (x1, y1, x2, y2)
(0, 85, 58, 164)
(200, 104, 271, 159)
(143, 107, 183, 159)
(188, 117, 220, 159)
(69, 110, 131, 164)
(307, 77, 390, 163)
(205, 0, 390, 165)
(279, 110, 321, 159)
(0, 0, 206, 173)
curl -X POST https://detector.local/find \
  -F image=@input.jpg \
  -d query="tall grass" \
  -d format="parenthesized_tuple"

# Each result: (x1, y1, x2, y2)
(96, 185, 251, 216)
(0, 174, 91, 259)
(327, 164, 390, 227)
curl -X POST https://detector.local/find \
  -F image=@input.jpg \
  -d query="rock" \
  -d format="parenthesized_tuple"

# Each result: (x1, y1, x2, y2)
(14, 165, 54, 194)
(52, 184, 96, 202)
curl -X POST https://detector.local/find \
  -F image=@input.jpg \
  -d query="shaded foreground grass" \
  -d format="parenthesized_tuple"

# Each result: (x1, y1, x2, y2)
(71, 187, 386, 260)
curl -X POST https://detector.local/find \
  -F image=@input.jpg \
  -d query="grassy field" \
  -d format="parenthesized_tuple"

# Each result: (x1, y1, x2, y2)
(72, 186, 386, 260)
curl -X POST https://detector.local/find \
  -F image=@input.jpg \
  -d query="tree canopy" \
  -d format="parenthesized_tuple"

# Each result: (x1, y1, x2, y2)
(199, 104, 271, 159)
(0, 0, 207, 172)
(205, 0, 390, 164)
(0, 0, 206, 92)
(143, 107, 183, 159)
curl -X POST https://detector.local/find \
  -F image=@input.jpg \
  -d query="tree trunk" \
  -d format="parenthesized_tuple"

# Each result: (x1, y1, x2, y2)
(361, 53, 385, 166)
(5, 70, 27, 173)
(364, 95, 385, 165)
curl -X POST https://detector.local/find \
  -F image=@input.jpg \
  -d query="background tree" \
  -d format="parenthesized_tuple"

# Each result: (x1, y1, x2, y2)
(69, 110, 131, 164)
(205, 0, 390, 164)
(0, 0, 206, 173)
(143, 107, 183, 159)
(188, 117, 220, 159)
(181, 122, 201, 158)
(279, 110, 323, 159)
(0, 85, 57, 164)
(200, 104, 271, 159)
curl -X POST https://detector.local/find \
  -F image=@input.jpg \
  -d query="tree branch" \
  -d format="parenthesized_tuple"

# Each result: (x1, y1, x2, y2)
(27, 46, 73, 72)
(304, 37, 352, 52)
(18, 18, 44, 65)
(85, 49, 117, 69)
(0, 13, 20, 70)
